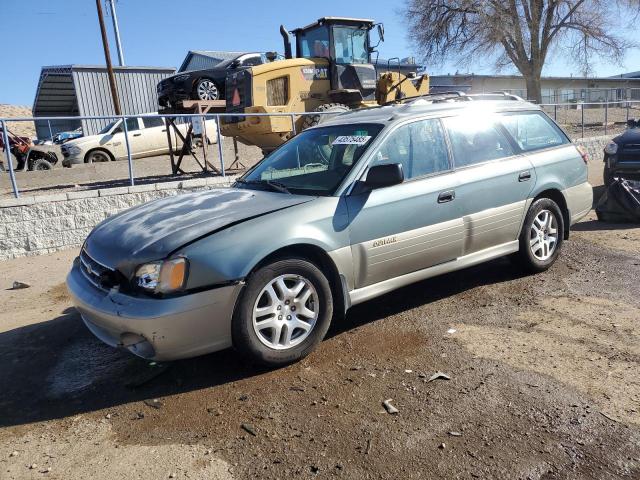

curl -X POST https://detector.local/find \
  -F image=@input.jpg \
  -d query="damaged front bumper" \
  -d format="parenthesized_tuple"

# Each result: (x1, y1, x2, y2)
(66, 259, 243, 361)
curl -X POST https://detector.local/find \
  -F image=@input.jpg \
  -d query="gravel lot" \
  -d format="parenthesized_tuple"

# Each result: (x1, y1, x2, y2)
(0, 139, 263, 199)
(0, 164, 638, 479)
(3, 104, 640, 199)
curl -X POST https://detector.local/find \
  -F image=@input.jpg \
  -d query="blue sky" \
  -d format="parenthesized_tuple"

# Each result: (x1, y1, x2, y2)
(1, 0, 638, 105)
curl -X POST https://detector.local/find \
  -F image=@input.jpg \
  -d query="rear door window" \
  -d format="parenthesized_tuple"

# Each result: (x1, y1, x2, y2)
(143, 117, 165, 129)
(442, 116, 514, 168)
(500, 112, 568, 152)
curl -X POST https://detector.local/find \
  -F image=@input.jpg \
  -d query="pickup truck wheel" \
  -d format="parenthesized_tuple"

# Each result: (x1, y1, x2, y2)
(85, 150, 112, 164)
(194, 79, 219, 101)
(516, 198, 564, 273)
(232, 257, 333, 367)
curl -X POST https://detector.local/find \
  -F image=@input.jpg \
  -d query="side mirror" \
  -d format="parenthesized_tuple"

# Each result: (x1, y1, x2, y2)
(377, 24, 385, 43)
(230, 59, 241, 69)
(364, 163, 404, 189)
(627, 119, 638, 129)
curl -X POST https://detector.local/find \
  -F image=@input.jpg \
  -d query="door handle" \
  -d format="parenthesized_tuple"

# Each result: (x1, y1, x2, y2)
(133, 133, 142, 137)
(437, 190, 455, 203)
(518, 170, 532, 181)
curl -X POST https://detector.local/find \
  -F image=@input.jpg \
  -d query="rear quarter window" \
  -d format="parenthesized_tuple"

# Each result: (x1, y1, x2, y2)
(500, 112, 568, 152)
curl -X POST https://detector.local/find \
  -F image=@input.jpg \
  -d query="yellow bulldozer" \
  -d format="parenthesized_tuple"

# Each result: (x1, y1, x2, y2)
(221, 17, 430, 151)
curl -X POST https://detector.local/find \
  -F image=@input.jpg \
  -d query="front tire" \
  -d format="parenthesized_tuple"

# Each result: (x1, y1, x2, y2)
(516, 198, 564, 273)
(301, 103, 350, 130)
(85, 149, 112, 164)
(30, 158, 53, 171)
(232, 257, 333, 367)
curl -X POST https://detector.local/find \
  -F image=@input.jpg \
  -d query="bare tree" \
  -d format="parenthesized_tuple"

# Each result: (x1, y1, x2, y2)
(404, 0, 635, 103)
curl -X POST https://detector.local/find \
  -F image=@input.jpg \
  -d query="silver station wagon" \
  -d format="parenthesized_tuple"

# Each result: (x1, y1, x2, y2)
(67, 94, 593, 366)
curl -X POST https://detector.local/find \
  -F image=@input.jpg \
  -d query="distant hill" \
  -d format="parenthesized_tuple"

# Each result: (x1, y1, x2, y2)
(0, 105, 35, 139)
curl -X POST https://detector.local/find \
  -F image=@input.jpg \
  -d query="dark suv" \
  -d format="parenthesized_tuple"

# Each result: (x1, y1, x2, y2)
(603, 119, 640, 186)
(157, 52, 279, 108)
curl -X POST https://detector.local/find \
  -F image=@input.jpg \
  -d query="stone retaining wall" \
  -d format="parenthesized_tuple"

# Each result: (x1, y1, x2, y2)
(575, 135, 609, 161)
(0, 176, 237, 261)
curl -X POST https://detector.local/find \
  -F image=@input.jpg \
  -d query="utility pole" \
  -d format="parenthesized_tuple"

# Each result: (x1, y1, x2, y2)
(107, 0, 125, 66)
(96, 0, 121, 115)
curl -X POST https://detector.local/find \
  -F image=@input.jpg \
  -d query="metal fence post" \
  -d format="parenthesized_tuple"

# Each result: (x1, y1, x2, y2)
(290, 114, 297, 135)
(1, 120, 20, 198)
(581, 106, 585, 139)
(554, 104, 557, 122)
(604, 100, 608, 136)
(121, 116, 135, 186)
(216, 115, 225, 177)
(627, 102, 630, 123)
(47, 120, 53, 141)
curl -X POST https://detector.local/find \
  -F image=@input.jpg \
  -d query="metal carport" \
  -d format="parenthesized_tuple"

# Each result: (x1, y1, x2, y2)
(32, 65, 175, 139)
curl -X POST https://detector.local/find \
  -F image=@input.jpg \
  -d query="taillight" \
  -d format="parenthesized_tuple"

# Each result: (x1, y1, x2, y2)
(576, 145, 589, 164)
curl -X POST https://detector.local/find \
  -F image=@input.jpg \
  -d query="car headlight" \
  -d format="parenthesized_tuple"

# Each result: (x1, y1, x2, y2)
(67, 145, 82, 155)
(135, 258, 188, 294)
(604, 141, 618, 155)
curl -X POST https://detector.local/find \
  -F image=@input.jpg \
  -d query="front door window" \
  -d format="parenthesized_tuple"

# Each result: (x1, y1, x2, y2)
(299, 26, 330, 58)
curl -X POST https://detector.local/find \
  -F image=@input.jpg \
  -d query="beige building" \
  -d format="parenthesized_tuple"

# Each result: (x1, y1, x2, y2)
(429, 73, 640, 104)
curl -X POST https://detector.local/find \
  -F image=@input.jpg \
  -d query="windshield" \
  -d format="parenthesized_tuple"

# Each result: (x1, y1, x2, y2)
(98, 120, 119, 135)
(298, 26, 330, 58)
(238, 123, 384, 196)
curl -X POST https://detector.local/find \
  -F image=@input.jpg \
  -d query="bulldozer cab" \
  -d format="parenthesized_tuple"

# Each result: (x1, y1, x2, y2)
(289, 17, 380, 104)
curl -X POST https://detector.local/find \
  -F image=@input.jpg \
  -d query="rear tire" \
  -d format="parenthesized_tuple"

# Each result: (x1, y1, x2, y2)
(515, 198, 564, 273)
(301, 103, 350, 130)
(194, 78, 220, 101)
(232, 257, 333, 367)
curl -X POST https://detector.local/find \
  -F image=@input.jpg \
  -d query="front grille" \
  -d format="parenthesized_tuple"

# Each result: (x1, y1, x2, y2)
(225, 69, 253, 123)
(79, 248, 115, 289)
(267, 76, 289, 106)
(619, 143, 640, 163)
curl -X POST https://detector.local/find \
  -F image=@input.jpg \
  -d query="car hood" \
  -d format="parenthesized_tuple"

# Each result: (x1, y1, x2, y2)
(615, 128, 640, 145)
(84, 188, 315, 277)
(64, 136, 100, 148)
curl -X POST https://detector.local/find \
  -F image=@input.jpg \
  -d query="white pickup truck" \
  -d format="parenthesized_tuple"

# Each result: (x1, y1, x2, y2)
(60, 115, 217, 166)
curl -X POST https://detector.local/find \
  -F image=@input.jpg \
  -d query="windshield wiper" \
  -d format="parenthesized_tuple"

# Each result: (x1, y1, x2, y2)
(235, 178, 291, 194)
(263, 180, 291, 194)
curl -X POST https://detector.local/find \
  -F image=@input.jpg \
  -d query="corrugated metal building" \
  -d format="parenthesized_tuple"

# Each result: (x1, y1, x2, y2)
(32, 65, 175, 139)
(178, 51, 246, 72)
(429, 73, 640, 103)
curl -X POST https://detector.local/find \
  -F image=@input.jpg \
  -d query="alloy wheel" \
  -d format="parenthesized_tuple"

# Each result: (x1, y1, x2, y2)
(529, 209, 558, 261)
(252, 274, 319, 350)
(197, 80, 219, 101)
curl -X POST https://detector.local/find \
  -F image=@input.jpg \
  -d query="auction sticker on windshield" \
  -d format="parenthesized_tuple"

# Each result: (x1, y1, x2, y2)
(332, 135, 372, 146)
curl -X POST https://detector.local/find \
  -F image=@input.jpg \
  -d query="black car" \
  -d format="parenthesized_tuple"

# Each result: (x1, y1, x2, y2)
(157, 52, 277, 108)
(603, 119, 640, 186)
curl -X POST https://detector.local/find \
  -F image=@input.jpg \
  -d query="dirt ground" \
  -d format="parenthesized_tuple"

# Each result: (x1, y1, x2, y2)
(0, 180, 639, 479)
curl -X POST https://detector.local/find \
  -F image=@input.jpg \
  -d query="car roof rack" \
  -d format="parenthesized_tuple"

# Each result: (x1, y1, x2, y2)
(385, 91, 525, 107)
(466, 91, 525, 101)
(383, 91, 470, 106)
